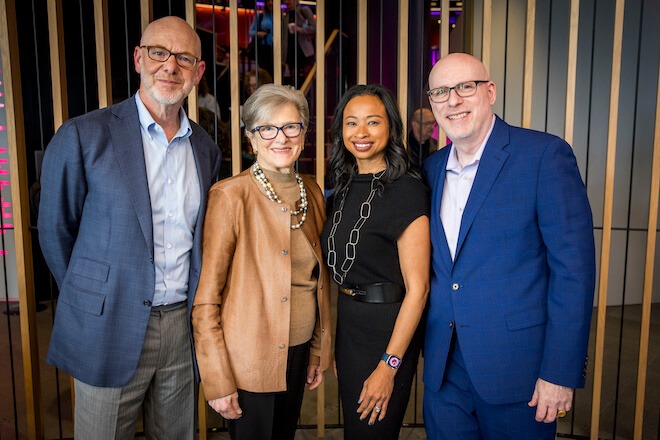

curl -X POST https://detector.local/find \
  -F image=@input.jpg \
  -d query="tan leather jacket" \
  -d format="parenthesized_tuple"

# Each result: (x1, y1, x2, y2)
(192, 169, 332, 399)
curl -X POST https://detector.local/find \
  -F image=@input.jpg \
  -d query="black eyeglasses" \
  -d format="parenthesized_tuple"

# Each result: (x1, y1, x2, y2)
(427, 80, 489, 103)
(141, 46, 199, 68)
(250, 123, 304, 140)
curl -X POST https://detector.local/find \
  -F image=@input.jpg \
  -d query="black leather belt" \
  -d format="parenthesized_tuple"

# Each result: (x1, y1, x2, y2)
(339, 283, 405, 304)
(150, 301, 187, 314)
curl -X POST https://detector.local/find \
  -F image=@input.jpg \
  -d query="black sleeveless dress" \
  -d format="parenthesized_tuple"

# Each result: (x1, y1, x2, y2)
(321, 172, 429, 439)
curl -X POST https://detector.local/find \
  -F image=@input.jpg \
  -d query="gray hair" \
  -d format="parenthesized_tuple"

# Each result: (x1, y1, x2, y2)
(243, 84, 310, 135)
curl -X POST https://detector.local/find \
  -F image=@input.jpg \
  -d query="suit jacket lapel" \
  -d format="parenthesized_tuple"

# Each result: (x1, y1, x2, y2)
(109, 98, 154, 259)
(429, 151, 453, 273)
(454, 117, 510, 260)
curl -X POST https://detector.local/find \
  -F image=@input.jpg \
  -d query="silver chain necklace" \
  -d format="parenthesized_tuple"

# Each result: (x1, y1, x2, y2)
(326, 171, 384, 285)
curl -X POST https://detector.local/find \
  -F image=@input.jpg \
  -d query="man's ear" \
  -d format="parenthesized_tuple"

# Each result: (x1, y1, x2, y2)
(133, 46, 143, 74)
(194, 61, 207, 86)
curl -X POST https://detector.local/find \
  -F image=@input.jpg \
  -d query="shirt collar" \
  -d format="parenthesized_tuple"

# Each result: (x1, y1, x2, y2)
(134, 93, 192, 142)
(446, 114, 496, 172)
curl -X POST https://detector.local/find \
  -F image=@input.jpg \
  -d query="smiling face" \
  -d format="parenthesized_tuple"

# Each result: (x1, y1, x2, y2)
(248, 103, 305, 174)
(341, 95, 390, 174)
(134, 17, 205, 110)
(428, 53, 496, 153)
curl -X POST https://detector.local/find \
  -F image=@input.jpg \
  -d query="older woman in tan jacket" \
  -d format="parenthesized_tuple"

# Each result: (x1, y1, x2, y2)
(192, 84, 331, 440)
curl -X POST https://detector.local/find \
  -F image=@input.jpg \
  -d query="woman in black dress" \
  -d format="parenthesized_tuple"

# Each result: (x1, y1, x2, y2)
(321, 84, 430, 439)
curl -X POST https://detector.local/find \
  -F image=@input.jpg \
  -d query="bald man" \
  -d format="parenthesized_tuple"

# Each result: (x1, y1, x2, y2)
(422, 53, 595, 439)
(39, 17, 221, 438)
(408, 108, 438, 167)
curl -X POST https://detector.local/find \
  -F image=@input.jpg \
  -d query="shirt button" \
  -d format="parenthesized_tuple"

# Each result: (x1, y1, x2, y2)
(282, 207, 287, 212)
(452, 283, 460, 291)
(165, 274, 171, 280)
(166, 243, 172, 249)
(279, 343, 285, 349)
(167, 178, 173, 185)
(143, 300, 152, 307)
(281, 296, 287, 302)
(282, 250, 288, 255)
(168, 212, 174, 218)
(459, 207, 464, 212)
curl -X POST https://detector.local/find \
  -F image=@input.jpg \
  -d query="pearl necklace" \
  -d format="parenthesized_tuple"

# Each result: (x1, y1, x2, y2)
(252, 162, 308, 230)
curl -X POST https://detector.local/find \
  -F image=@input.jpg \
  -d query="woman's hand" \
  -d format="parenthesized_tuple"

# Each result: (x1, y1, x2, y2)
(356, 362, 396, 425)
(306, 364, 324, 390)
(257, 31, 268, 39)
(208, 392, 243, 419)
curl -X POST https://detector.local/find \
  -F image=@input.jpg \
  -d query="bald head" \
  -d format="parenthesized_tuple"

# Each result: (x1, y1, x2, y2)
(427, 53, 496, 154)
(134, 16, 206, 114)
(141, 16, 202, 58)
(428, 53, 490, 90)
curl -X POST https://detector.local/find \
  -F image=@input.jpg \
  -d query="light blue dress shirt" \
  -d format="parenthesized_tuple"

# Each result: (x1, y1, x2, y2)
(135, 93, 201, 306)
(440, 115, 495, 260)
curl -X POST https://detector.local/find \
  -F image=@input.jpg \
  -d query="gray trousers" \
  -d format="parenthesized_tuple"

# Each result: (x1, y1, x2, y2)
(74, 304, 194, 440)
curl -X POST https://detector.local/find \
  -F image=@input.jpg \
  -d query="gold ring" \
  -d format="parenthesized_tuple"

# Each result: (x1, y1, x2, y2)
(557, 410, 567, 418)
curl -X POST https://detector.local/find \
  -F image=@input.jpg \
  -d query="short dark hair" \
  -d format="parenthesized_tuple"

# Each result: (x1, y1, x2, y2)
(328, 84, 419, 196)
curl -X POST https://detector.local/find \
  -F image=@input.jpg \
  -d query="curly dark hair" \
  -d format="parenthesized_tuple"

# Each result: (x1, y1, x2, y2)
(328, 84, 420, 196)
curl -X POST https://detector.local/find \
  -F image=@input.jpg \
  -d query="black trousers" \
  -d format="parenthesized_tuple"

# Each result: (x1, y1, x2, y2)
(228, 341, 310, 440)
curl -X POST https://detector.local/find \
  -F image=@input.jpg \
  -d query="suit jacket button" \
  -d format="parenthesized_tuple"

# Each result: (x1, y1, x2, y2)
(279, 343, 285, 349)
(143, 300, 152, 307)
(452, 283, 460, 291)
(449, 321, 454, 328)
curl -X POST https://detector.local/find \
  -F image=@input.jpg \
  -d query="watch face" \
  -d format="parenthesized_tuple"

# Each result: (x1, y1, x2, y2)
(388, 356, 401, 368)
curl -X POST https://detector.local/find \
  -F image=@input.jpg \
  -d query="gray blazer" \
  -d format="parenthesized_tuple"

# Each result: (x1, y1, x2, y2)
(39, 96, 221, 387)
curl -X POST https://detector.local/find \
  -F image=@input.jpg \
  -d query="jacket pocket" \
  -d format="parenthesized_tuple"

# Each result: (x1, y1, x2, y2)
(60, 286, 106, 316)
(505, 306, 546, 331)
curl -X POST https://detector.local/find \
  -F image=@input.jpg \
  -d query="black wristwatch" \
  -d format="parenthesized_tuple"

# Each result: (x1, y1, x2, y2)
(381, 353, 402, 369)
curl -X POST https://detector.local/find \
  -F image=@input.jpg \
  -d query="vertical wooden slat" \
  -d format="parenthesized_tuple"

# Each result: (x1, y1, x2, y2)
(314, 1, 326, 436)
(47, 0, 67, 129)
(0, 1, 43, 438)
(140, 0, 152, 32)
(437, 0, 450, 147)
(482, 0, 492, 74)
(440, 0, 450, 57)
(591, 1, 625, 438)
(633, 62, 660, 440)
(197, 384, 207, 440)
(94, 0, 112, 109)
(230, 0, 241, 177)
(185, 0, 198, 123)
(397, 0, 409, 127)
(315, 0, 325, 190)
(564, 0, 580, 145)
(273, 0, 282, 85)
(521, 0, 535, 129)
(357, 0, 367, 84)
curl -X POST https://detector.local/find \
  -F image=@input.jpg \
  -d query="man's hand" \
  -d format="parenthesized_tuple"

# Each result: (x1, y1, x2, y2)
(528, 378, 573, 423)
(208, 391, 243, 419)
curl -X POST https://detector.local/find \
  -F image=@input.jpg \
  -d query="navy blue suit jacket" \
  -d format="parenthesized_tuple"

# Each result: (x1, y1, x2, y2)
(39, 97, 221, 387)
(423, 117, 595, 404)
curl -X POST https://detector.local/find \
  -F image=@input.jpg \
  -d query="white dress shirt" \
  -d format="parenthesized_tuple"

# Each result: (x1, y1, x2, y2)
(135, 93, 201, 306)
(440, 115, 495, 260)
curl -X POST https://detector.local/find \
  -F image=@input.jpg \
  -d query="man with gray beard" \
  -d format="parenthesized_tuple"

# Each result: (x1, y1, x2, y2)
(39, 16, 221, 439)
